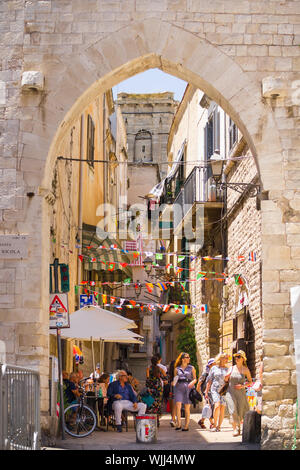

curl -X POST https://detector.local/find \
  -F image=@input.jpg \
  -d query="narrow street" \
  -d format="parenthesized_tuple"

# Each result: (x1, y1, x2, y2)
(52, 414, 259, 451)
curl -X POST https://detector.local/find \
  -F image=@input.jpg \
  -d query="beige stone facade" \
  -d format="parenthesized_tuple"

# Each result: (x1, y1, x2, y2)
(116, 92, 178, 178)
(0, 0, 299, 448)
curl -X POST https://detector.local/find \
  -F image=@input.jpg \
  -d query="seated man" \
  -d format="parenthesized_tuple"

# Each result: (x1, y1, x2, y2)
(107, 370, 146, 432)
(65, 372, 81, 406)
(64, 372, 82, 425)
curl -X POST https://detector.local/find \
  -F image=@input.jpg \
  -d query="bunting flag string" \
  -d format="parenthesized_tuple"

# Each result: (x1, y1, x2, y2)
(75, 283, 207, 315)
(77, 254, 229, 277)
(77, 252, 258, 269)
(75, 245, 258, 263)
(77, 274, 235, 289)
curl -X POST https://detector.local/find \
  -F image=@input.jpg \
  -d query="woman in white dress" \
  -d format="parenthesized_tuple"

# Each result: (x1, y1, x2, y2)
(205, 352, 228, 432)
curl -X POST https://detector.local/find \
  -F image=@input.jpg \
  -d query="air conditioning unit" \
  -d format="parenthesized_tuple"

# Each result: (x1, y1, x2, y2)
(143, 316, 152, 330)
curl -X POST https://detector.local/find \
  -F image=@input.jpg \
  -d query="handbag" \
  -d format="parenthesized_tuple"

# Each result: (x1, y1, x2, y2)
(218, 381, 229, 396)
(218, 366, 232, 396)
(141, 393, 155, 407)
(140, 386, 155, 407)
(202, 401, 212, 419)
(189, 387, 203, 404)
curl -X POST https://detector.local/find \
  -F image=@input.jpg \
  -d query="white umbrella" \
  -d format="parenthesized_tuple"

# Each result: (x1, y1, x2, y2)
(102, 329, 144, 344)
(60, 305, 138, 341)
(58, 306, 142, 375)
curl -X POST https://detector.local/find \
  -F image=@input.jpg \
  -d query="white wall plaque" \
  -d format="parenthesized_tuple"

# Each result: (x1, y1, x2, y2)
(0, 235, 28, 259)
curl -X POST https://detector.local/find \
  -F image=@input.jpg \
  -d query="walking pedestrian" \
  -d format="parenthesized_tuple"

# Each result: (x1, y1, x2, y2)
(225, 350, 252, 436)
(205, 352, 228, 432)
(145, 365, 163, 427)
(172, 352, 197, 431)
(196, 358, 215, 429)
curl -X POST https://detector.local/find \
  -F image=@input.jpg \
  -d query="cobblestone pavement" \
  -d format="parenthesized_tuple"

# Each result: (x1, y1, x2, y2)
(51, 412, 260, 451)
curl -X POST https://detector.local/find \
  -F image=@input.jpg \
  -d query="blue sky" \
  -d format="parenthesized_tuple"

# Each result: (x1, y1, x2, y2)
(112, 68, 187, 102)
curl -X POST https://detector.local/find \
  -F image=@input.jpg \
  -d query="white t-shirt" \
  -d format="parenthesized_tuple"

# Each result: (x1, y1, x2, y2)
(157, 363, 167, 374)
(90, 370, 101, 379)
(157, 363, 167, 388)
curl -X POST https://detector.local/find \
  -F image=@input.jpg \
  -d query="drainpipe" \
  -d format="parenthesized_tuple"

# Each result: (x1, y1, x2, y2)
(77, 114, 84, 307)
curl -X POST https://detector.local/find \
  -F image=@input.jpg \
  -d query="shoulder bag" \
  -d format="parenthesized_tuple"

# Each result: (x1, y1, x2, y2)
(218, 366, 233, 396)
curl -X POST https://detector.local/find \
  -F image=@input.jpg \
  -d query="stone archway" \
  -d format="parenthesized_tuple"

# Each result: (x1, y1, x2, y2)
(1, 17, 297, 448)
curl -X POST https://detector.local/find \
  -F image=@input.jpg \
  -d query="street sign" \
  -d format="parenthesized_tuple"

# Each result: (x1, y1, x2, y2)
(80, 294, 94, 308)
(49, 293, 70, 329)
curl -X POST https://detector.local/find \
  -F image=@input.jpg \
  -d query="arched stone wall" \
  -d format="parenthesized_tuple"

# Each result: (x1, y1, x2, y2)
(1, 7, 299, 448)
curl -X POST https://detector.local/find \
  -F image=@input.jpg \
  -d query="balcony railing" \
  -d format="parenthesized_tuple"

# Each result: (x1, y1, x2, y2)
(173, 166, 223, 231)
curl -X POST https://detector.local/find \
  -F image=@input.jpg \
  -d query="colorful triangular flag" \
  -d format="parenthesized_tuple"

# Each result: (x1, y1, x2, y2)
(197, 272, 206, 280)
(181, 305, 188, 315)
(234, 274, 244, 286)
(157, 282, 168, 292)
(146, 282, 154, 293)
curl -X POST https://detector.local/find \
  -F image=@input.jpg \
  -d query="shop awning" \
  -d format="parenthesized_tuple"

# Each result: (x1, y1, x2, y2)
(60, 305, 138, 341)
(82, 223, 132, 279)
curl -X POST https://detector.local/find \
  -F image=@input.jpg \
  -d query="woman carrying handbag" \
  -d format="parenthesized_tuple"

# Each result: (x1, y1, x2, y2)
(172, 352, 197, 431)
(224, 350, 252, 436)
(205, 352, 228, 432)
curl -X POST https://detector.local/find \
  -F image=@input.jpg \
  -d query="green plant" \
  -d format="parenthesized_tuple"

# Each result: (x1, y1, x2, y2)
(176, 316, 199, 377)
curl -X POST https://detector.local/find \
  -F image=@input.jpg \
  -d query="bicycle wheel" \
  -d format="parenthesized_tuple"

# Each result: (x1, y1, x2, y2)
(64, 404, 97, 437)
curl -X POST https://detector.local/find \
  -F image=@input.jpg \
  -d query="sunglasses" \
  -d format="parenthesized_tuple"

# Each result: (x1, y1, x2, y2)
(235, 355, 242, 359)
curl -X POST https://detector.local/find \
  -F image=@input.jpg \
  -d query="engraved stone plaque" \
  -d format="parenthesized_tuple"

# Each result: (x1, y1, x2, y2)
(0, 235, 28, 259)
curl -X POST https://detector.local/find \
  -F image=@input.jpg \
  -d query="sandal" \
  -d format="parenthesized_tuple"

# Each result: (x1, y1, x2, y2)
(198, 419, 206, 429)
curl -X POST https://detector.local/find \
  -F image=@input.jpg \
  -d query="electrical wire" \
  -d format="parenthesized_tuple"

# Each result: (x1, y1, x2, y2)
(56, 155, 253, 165)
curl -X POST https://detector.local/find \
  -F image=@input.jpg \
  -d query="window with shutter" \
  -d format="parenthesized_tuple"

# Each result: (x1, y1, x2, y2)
(207, 117, 214, 159)
(229, 117, 237, 151)
(213, 110, 220, 154)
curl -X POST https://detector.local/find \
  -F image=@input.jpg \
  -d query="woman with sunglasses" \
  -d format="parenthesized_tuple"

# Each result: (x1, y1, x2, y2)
(172, 352, 197, 431)
(224, 350, 252, 436)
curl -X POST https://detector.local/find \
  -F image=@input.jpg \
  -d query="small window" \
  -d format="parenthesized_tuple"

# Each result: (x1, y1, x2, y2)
(134, 130, 152, 162)
(229, 117, 237, 151)
(87, 114, 95, 166)
(204, 108, 220, 160)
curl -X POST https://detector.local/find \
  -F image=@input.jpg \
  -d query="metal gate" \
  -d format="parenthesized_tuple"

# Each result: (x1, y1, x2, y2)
(0, 364, 40, 450)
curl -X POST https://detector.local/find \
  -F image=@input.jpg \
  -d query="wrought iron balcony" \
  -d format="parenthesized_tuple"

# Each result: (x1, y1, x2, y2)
(172, 166, 224, 233)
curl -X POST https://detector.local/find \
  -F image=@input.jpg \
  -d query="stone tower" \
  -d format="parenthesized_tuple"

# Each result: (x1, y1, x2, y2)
(116, 92, 179, 179)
